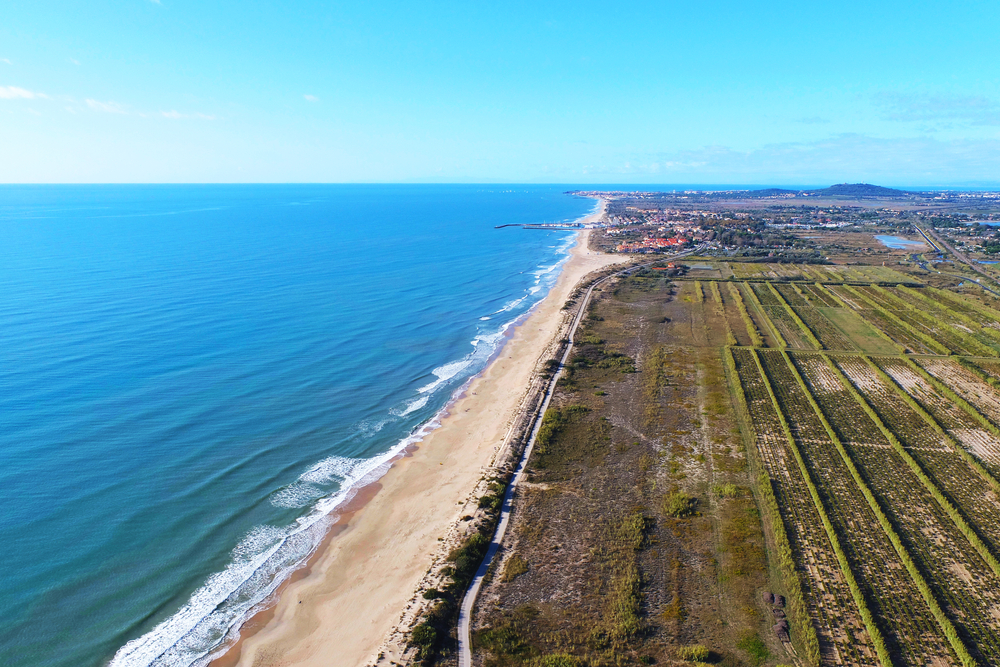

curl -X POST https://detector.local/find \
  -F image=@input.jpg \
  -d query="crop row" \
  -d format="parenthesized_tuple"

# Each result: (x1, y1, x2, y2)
(708, 282, 738, 346)
(917, 359, 1000, 437)
(791, 353, 1000, 665)
(834, 356, 1000, 568)
(793, 303, 859, 351)
(768, 284, 823, 350)
(774, 282, 810, 307)
(724, 349, 821, 665)
(874, 357, 1000, 476)
(925, 287, 1000, 337)
(861, 286, 995, 357)
(755, 350, 956, 666)
(802, 283, 841, 307)
(826, 286, 932, 354)
(749, 283, 809, 348)
(893, 286, 1000, 348)
(729, 348, 872, 666)
(847, 286, 952, 355)
(726, 282, 764, 347)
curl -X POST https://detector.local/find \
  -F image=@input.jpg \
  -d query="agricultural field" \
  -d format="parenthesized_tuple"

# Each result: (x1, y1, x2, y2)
(471, 258, 1000, 667)
(706, 261, 1000, 666)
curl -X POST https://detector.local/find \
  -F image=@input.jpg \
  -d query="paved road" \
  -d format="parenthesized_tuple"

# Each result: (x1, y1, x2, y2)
(914, 225, 1000, 297)
(455, 246, 701, 667)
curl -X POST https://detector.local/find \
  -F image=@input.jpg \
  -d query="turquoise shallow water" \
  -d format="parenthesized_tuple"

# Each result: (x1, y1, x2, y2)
(0, 184, 591, 667)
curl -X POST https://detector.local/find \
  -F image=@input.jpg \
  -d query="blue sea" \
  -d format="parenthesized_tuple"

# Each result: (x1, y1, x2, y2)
(0, 185, 593, 667)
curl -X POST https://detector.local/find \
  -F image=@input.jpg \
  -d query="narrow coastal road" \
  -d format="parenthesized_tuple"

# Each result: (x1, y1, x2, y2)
(456, 246, 701, 667)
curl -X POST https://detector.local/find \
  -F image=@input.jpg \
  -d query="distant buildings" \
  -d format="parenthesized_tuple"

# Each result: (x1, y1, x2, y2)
(615, 236, 689, 253)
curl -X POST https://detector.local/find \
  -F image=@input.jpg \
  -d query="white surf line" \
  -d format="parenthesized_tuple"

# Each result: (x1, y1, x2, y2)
(456, 245, 703, 667)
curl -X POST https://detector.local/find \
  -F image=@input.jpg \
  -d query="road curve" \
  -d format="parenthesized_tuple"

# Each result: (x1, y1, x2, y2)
(456, 247, 700, 667)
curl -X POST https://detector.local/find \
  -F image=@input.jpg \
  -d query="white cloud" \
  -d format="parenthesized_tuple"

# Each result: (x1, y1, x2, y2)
(303, 94, 318, 102)
(69, 58, 80, 66)
(1, 58, 11, 65)
(86, 99, 127, 114)
(160, 110, 216, 120)
(605, 134, 1000, 184)
(0, 86, 48, 100)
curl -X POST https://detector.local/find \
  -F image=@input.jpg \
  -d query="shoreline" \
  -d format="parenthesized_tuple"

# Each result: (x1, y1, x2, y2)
(219, 198, 622, 667)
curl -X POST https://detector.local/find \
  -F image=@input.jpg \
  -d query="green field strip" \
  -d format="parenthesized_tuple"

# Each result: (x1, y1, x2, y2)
(727, 282, 764, 347)
(709, 280, 723, 306)
(897, 286, 993, 333)
(743, 282, 788, 347)
(821, 355, 1000, 581)
(921, 287, 1000, 344)
(799, 306, 861, 352)
(749, 348, 890, 667)
(778, 352, 977, 667)
(791, 282, 810, 305)
(760, 351, 961, 667)
(724, 348, 820, 666)
(807, 282, 841, 307)
(734, 348, 881, 665)
(819, 285, 905, 353)
(869, 286, 996, 357)
(769, 283, 823, 350)
(773, 282, 809, 307)
(693, 280, 704, 303)
(861, 357, 1000, 496)
(841, 285, 951, 355)
(927, 287, 1000, 324)
(708, 282, 737, 346)
(962, 358, 1000, 387)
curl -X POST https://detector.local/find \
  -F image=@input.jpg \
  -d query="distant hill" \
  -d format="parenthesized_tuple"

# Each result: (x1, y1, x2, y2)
(804, 183, 913, 198)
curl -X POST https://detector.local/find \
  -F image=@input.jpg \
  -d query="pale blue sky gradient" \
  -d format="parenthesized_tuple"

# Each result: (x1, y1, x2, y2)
(2, 1, 1000, 184)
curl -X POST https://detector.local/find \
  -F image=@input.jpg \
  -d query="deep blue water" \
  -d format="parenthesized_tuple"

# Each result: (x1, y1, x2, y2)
(0, 185, 592, 667)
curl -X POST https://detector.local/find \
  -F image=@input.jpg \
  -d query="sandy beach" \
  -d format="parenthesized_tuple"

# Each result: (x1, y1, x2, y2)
(226, 201, 623, 667)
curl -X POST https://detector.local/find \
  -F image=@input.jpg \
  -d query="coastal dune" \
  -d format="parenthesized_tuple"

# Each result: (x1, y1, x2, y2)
(227, 213, 625, 667)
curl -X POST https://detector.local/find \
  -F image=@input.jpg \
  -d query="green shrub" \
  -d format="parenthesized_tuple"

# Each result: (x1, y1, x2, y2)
(676, 644, 710, 661)
(410, 623, 436, 648)
(502, 554, 529, 581)
(712, 482, 741, 498)
(421, 588, 439, 600)
(533, 654, 585, 667)
(663, 490, 697, 518)
(736, 631, 768, 666)
(479, 623, 529, 656)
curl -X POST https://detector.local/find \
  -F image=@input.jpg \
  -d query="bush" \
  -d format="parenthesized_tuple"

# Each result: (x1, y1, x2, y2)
(712, 483, 742, 498)
(502, 554, 529, 582)
(534, 654, 585, 667)
(479, 623, 529, 656)
(421, 588, 439, 600)
(664, 490, 697, 518)
(676, 644, 710, 662)
(479, 494, 502, 512)
(410, 623, 437, 648)
(736, 631, 768, 666)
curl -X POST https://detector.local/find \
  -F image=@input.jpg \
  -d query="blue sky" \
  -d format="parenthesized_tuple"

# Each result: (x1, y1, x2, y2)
(2, 0, 1000, 184)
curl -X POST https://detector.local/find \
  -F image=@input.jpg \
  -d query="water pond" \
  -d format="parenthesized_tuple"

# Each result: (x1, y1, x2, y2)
(875, 234, 926, 249)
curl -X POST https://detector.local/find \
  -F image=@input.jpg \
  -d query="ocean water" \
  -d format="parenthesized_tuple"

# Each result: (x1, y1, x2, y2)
(0, 184, 591, 667)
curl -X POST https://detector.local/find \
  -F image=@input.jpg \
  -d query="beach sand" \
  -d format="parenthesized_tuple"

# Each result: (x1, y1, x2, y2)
(227, 204, 623, 667)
